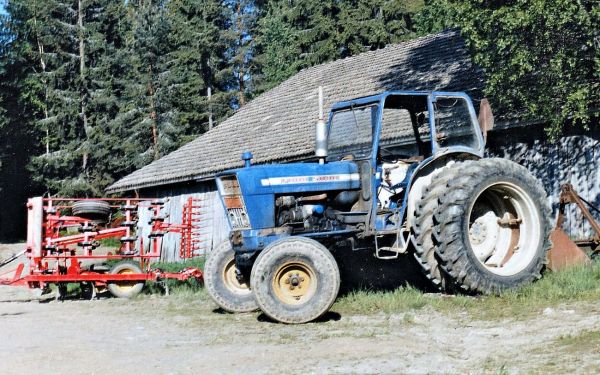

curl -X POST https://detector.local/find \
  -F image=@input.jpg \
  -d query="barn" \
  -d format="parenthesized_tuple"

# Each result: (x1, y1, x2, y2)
(107, 30, 599, 261)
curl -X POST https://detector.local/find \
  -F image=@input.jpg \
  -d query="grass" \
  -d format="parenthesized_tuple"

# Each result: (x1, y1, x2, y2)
(333, 262, 600, 320)
(132, 259, 600, 322)
(144, 257, 206, 294)
(98, 237, 122, 248)
(556, 330, 600, 351)
(527, 329, 600, 373)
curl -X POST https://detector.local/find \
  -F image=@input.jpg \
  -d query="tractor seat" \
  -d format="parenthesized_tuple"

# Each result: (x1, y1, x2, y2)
(389, 162, 418, 191)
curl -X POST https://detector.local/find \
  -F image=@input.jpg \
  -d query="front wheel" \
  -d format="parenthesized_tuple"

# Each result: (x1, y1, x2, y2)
(204, 241, 258, 313)
(251, 237, 340, 324)
(432, 158, 551, 294)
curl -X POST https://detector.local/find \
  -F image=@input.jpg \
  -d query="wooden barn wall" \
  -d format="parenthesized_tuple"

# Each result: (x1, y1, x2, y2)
(486, 122, 600, 239)
(139, 180, 230, 262)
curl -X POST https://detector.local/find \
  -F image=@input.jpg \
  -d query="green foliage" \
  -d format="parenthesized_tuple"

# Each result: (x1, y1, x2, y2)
(0, 0, 597, 233)
(165, 0, 233, 134)
(417, 0, 599, 137)
(254, 0, 424, 91)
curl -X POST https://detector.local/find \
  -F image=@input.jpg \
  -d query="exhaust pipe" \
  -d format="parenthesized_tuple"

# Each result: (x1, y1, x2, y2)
(315, 86, 327, 164)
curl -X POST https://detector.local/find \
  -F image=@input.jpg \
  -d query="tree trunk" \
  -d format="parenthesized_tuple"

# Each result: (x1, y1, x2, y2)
(147, 65, 159, 159)
(236, 2, 246, 107)
(208, 87, 213, 130)
(34, 17, 50, 155)
(78, 0, 90, 171)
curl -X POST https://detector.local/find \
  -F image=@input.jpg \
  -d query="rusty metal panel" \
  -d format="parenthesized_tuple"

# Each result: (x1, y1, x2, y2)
(548, 229, 590, 271)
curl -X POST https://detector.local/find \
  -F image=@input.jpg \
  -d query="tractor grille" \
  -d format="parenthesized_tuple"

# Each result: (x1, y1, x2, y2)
(218, 175, 251, 229)
(227, 208, 250, 229)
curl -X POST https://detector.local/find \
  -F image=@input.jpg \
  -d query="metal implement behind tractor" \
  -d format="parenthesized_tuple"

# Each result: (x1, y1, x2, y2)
(547, 184, 597, 270)
(0, 197, 204, 299)
(205, 89, 554, 324)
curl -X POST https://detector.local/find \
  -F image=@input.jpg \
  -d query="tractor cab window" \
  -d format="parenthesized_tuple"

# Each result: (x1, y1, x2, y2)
(433, 96, 480, 150)
(327, 104, 377, 161)
(379, 95, 431, 161)
(377, 95, 432, 209)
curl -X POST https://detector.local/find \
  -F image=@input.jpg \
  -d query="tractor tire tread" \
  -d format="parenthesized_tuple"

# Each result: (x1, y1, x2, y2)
(204, 241, 258, 313)
(432, 158, 551, 294)
(251, 237, 340, 324)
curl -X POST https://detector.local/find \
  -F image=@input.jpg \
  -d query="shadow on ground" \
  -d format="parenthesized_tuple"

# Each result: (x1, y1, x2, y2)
(257, 311, 342, 324)
(333, 248, 436, 295)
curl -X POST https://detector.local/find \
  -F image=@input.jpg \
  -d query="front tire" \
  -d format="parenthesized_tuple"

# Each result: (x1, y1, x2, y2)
(432, 158, 551, 294)
(204, 241, 258, 313)
(251, 237, 340, 324)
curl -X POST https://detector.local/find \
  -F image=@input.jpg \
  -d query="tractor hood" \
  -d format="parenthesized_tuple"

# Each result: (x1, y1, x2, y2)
(216, 161, 360, 230)
(221, 161, 360, 195)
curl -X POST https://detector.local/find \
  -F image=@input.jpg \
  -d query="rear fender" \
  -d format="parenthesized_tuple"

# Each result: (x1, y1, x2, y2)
(405, 153, 480, 231)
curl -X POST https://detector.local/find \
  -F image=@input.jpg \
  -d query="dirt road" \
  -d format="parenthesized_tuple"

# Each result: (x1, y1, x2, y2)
(1, 244, 600, 374)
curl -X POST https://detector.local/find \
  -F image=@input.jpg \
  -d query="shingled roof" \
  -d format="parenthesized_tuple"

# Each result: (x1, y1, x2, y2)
(107, 30, 484, 193)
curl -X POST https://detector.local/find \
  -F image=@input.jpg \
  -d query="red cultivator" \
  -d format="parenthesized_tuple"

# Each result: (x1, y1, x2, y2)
(0, 197, 204, 299)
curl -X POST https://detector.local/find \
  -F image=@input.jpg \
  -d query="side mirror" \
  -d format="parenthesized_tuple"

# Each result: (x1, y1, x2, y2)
(478, 98, 494, 143)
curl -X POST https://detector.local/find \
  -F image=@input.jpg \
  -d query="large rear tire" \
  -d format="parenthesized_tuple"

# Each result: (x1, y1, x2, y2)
(411, 165, 455, 290)
(204, 241, 258, 313)
(251, 237, 340, 324)
(432, 158, 551, 294)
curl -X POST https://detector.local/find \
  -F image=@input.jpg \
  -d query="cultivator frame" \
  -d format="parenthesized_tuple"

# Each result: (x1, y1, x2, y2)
(0, 197, 204, 298)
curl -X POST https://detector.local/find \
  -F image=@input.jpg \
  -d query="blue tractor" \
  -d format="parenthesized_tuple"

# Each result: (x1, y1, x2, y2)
(204, 90, 551, 323)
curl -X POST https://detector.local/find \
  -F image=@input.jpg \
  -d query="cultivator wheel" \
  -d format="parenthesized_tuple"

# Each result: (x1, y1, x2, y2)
(80, 282, 96, 300)
(250, 237, 340, 324)
(72, 200, 111, 224)
(107, 261, 145, 299)
(204, 241, 258, 313)
(431, 158, 551, 294)
(55, 283, 68, 301)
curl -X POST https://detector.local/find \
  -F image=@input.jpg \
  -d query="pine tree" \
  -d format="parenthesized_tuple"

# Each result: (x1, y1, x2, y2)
(122, 0, 172, 165)
(337, 0, 423, 56)
(17, 0, 139, 195)
(165, 0, 232, 139)
(224, 0, 261, 106)
(253, 1, 300, 92)
(254, 0, 424, 92)
(0, 3, 43, 238)
(17, 0, 86, 195)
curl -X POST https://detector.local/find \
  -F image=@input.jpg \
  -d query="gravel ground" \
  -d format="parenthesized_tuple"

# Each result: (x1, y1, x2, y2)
(1, 243, 600, 374)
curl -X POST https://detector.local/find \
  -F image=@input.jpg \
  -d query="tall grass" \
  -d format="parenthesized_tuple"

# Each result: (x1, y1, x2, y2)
(333, 263, 600, 319)
(147, 259, 600, 320)
(144, 257, 206, 294)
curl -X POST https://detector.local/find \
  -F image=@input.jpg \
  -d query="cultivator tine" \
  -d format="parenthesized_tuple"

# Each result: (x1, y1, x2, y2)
(178, 196, 211, 259)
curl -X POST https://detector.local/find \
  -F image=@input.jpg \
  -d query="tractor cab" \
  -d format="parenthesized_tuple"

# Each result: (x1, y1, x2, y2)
(326, 91, 484, 239)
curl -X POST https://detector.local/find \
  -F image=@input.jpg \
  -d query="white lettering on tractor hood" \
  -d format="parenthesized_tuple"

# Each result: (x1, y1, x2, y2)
(260, 173, 360, 186)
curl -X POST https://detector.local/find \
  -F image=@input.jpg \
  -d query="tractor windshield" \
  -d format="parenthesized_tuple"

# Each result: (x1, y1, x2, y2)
(433, 96, 480, 150)
(327, 104, 377, 160)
